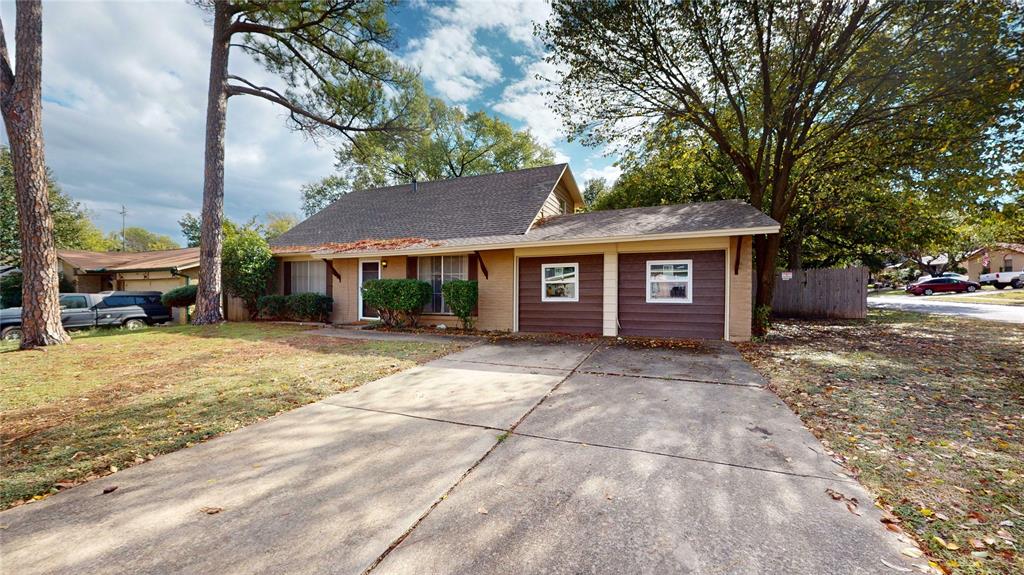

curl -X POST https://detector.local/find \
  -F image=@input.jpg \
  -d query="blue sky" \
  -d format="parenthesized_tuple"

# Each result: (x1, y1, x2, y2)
(0, 0, 620, 245)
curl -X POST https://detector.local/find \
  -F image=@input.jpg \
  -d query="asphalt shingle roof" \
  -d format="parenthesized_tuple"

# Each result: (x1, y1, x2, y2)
(58, 247, 200, 272)
(522, 200, 779, 241)
(271, 164, 569, 248)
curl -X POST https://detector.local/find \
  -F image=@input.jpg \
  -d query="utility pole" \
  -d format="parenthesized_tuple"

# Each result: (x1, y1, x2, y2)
(119, 205, 127, 251)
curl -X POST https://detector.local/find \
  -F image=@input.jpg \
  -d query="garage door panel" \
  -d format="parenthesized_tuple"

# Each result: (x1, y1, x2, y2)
(618, 250, 726, 339)
(519, 254, 603, 334)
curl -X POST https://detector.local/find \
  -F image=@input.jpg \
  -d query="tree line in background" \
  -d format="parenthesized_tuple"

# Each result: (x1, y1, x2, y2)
(544, 0, 1023, 334)
(300, 84, 556, 216)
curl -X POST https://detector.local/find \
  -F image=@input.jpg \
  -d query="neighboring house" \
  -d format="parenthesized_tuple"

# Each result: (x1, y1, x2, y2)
(962, 243, 1024, 282)
(270, 164, 780, 341)
(57, 247, 200, 293)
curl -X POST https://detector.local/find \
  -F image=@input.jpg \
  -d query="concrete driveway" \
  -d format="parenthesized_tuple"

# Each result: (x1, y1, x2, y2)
(1, 339, 918, 575)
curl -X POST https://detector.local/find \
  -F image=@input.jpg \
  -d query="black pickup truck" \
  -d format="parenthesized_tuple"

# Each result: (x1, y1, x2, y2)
(0, 291, 171, 341)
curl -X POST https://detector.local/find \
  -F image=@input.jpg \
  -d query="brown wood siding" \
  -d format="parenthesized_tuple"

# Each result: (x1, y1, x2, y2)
(618, 250, 725, 339)
(518, 254, 603, 334)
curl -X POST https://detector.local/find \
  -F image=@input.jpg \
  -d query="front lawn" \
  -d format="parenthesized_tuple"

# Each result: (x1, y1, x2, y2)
(742, 311, 1023, 575)
(0, 322, 462, 509)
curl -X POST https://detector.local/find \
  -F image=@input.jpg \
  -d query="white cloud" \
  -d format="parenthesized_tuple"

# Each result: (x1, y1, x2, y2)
(405, 0, 551, 102)
(493, 60, 564, 147)
(0, 1, 334, 242)
(580, 164, 622, 185)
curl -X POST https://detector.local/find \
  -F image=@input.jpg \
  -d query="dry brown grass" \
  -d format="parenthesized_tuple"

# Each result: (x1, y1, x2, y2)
(0, 322, 462, 509)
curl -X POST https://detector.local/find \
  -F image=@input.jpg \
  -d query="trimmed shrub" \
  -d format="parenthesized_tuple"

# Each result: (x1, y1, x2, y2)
(161, 284, 197, 308)
(256, 294, 288, 320)
(361, 279, 431, 327)
(441, 279, 478, 329)
(285, 292, 333, 322)
(222, 226, 276, 318)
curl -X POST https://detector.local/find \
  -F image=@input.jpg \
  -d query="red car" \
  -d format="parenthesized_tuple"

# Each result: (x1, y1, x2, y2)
(905, 277, 980, 296)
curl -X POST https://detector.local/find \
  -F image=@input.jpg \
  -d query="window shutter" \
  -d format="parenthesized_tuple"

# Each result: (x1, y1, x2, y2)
(406, 256, 417, 279)
(283, 262, 292, 295)
(325, 261, 333, 298)
(468, 253, 479, 316)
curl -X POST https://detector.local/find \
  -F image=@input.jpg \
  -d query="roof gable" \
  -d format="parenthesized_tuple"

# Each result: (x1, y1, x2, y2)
(271, 164, 570, 248)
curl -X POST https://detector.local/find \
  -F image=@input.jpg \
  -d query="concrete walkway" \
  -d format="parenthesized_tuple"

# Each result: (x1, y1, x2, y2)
(0, 340, 919, 575)
(868, 296, 1024, 323)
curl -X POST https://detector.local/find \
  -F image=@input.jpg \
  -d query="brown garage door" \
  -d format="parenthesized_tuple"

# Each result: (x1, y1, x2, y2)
(618, 250, 725, 339)
(518, 254, 603, 334)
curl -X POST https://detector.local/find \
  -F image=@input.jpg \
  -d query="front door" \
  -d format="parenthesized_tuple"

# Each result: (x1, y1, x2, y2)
(359, 260, 380, 319)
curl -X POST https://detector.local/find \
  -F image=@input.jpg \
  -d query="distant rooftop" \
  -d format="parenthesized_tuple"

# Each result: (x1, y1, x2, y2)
(58, 247, 200, 272)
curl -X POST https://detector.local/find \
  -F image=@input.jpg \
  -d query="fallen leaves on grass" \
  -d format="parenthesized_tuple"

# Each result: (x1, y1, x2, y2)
(743, 311, 1024, 575)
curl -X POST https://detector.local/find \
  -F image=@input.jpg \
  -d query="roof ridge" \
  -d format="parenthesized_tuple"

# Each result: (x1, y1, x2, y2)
(346, 163, 568, 196)
(549, 198, 748, 220)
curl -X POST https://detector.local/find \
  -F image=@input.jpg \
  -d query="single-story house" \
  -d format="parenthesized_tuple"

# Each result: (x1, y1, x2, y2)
(269, 164, 779, 341)
(57, 247, 200, 293)
(962, 243, 1024, 281)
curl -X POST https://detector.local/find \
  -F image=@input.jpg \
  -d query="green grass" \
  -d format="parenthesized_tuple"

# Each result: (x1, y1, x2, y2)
(742, 311, 1023, 575)
(0, 322, 463, 509)
(940, 289, 1024, 306)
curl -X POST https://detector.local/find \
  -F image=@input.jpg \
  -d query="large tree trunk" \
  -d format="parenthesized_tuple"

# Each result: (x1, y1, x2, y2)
(752, 232, 782, 337)
(193, 2, 231, 324)
(0, 1, 70, 348)
(785, 229, 804, 271)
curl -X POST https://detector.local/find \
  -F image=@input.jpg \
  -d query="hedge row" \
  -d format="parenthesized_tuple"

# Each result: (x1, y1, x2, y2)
(361, 279, 431, 327)
(257, 292, 333, 322)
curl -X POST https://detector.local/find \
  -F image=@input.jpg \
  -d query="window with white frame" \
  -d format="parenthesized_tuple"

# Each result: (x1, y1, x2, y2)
(541, 263, 579, 302)
(290, 260, 327, 295)
(646, 260, 692, 303)
(418, 255, 468, 314)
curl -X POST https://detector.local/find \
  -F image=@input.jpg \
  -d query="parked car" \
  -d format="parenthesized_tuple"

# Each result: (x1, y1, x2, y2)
(979, 269, 1023, 290)
(0, 291, 170, 341)
(905, 277, 981, 296)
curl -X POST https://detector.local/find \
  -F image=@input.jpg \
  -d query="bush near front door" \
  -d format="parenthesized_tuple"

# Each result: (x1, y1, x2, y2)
(361, 279, 431, 327)
(441, 279, 478, 329)
(256, 293, 332, 322)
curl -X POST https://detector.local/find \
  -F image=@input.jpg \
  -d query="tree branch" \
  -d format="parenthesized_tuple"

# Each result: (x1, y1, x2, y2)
(0, 16, 14, 103)
(225, 76, 406, 136)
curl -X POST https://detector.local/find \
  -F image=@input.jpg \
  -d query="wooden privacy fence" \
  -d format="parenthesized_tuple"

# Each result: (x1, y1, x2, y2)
(771, 267, 868, 319)
(225, 295, 250, 321)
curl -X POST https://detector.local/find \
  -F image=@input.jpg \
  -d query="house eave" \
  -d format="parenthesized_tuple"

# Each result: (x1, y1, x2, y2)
(285, 225, 781, 259)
